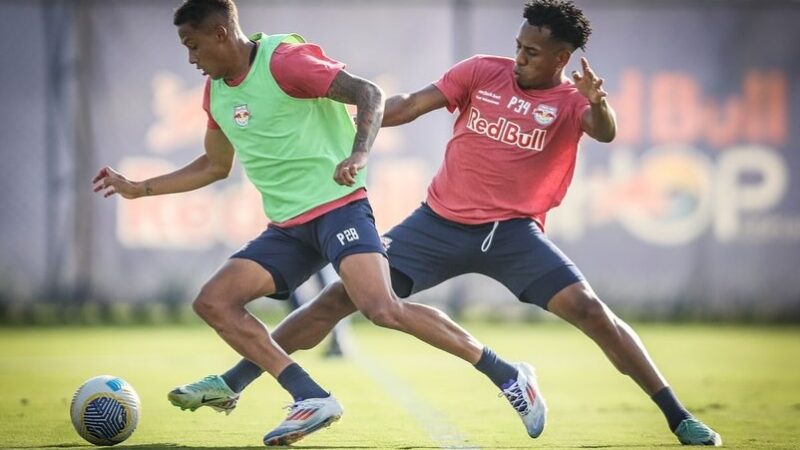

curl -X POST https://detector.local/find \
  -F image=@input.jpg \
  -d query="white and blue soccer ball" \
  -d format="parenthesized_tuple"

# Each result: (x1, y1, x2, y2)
(70, 375, 140, 446)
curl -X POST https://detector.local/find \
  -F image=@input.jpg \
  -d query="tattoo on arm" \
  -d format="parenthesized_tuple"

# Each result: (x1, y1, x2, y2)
(326, 71, 362, 104)
(326, 71, 384, 154)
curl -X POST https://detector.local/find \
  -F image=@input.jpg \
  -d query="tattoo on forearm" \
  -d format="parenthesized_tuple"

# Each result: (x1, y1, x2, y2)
(327, 72, 384, 154)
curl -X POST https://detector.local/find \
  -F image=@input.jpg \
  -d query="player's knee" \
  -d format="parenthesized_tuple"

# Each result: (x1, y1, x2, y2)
(321, 281, 357, 316)
(361, 300, 403, 330)
(368, 309, 402, 330)
(574, 295, 614, 331)
(193, 285, 228, 325)
(192, 298, 211, 323)
(192, 296, 215, 323)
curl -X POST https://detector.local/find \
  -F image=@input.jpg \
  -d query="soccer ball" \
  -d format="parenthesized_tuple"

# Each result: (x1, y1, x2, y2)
(70, 375, 140, 446)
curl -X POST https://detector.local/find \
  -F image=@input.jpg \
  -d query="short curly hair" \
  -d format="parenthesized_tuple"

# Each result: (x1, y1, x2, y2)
(173, 0, 238, 29)
(523, 0, 592, 51)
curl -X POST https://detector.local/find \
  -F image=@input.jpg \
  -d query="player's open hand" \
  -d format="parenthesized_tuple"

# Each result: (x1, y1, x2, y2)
(334, 151, 368, 186)
(92, 166, 142, 199)
(572, 57, 607, 105)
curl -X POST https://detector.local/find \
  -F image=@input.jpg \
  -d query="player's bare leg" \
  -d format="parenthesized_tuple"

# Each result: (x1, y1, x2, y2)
(336, 253, 547, 438)
(548, 281, 721, 445)
(337, 252, 482, 363)
(203, 255, 548, 438)
(171, 258, 342, 445)
(548, 281, 665, 393)
(191, 259, 295, 377)
(273, 282, 358, 353)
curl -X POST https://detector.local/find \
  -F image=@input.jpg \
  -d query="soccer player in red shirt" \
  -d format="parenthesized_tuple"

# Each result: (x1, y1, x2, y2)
(214, 0, 721, 445)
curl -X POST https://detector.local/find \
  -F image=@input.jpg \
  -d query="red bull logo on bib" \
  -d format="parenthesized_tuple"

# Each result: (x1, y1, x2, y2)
(233, 104, 250, 127)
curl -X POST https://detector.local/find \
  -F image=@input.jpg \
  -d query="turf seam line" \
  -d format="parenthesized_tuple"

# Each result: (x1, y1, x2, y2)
(350, 341, 480, 450)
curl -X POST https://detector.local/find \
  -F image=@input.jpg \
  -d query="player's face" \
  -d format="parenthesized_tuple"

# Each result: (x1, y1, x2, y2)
(177, 23, 229, 80)
(513, 22, 570, 90)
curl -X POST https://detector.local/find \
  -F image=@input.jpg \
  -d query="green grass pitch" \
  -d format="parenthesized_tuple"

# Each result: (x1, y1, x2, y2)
(1, 321, 798, 449)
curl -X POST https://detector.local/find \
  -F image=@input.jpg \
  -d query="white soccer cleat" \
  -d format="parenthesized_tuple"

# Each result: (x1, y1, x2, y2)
(500, 362, 547, 438)
(167, 375, 239, 415)
(263, 395, 343, 446)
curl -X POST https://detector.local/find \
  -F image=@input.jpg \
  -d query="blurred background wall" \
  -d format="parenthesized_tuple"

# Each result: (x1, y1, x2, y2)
(1, 0, 798, 321)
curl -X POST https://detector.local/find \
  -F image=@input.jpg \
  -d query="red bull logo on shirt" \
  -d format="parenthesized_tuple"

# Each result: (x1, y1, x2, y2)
(233, 104, 250, 127)
(533, 103, 558, 126)
(465, 107, 546, 151)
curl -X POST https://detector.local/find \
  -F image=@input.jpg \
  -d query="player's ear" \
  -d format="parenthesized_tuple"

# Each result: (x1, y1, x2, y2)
(214, 23, 228, 42)
(556, 48, 572, 71)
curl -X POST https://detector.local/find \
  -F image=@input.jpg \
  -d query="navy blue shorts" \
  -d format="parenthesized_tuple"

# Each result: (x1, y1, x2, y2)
(383, 203, 584, 309)
(231, 199, 385, 300)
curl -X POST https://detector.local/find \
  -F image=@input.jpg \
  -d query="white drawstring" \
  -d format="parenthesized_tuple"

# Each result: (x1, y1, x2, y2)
(481, 221, 499, 253)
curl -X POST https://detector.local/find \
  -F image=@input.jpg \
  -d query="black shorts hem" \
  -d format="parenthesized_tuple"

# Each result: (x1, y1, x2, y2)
(518, 265, 584, 310)
(229, 256, 291, 300)
(332, 247, 388, 272)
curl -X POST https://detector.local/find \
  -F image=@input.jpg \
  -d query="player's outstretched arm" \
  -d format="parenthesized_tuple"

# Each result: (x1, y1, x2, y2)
(325, 70, 385, 187)
(92, 127, 234, 199)
(573, 57, 616, 143)
(382, 84, 449, 127)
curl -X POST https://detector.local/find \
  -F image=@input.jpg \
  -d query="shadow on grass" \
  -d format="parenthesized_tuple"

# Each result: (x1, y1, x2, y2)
(544, 446, 677, 449)
(24, 444, 679, 450)
(24, 445, 381, 450)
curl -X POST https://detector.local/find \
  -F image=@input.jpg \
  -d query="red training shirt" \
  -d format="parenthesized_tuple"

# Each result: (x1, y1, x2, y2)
(429, 55, 591, 228)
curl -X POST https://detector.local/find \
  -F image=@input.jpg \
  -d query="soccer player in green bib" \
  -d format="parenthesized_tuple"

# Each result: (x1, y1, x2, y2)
(93, 0, 539, 446)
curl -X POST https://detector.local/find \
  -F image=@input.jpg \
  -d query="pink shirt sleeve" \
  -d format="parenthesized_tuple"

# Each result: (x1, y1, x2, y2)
(202, 78, 220, 130)
(573, 94, 591, 131)
(271, 42, 346, 98)
(433, 56, 479, 113)
(203, 42, 344, 129)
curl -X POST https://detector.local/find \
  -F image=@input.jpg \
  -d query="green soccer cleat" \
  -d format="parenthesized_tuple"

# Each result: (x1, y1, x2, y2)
(167, 375, 239, 415)
(674, 418, 722, 446)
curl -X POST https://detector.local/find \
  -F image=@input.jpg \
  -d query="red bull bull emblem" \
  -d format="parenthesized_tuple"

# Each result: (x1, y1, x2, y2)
(533, 103, 557, 126)
(233, 104, 250, 127)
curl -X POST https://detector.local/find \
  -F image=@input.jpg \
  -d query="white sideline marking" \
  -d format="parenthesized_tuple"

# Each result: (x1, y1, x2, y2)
(350, 342, 481, 449)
